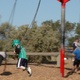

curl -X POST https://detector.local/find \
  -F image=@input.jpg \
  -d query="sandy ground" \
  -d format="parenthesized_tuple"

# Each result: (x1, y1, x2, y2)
(0, 58, 80, 80)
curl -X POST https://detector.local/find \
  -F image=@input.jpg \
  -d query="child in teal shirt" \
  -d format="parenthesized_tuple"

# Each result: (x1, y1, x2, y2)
(12, 39, 32, 76)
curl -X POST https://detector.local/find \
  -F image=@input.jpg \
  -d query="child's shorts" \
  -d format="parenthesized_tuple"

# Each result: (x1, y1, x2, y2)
(73, 58, 80, 67)
(17, 58, 28, 68)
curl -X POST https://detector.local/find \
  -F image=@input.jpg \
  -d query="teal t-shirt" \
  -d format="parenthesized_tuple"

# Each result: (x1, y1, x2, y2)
(18, 46, 28, 60)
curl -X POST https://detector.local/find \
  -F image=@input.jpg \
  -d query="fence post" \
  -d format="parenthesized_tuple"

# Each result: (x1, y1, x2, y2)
(56, 54, 60, 67)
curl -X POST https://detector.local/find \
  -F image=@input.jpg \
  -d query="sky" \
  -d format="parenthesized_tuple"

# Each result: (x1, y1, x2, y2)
(0, 0, 80, 27)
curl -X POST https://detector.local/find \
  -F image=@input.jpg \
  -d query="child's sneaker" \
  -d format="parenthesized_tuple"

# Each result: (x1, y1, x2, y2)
(27, 71, 32, 77)
(26, 67, 32, 77)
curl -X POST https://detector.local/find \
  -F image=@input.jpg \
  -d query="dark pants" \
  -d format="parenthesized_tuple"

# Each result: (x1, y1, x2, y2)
(0, 55, 4, 66)
(73, 58, 80, 67)
(17, 58, 28, 68)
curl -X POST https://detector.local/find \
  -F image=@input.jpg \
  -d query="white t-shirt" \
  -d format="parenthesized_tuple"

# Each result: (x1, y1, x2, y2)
(0, 52, 7, 59)
(74, 42, 78, 47)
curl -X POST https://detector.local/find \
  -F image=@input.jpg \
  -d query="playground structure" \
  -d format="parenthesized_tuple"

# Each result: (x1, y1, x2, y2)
(58, 0, 70, 77)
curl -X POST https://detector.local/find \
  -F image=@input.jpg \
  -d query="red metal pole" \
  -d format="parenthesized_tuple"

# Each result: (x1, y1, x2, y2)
(57, 0, 70, 77)
(60, 2, 65, 77)
(60, 48, 64, 77)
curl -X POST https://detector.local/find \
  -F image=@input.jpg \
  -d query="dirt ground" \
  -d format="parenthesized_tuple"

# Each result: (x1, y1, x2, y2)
(0, 58, 80, 80)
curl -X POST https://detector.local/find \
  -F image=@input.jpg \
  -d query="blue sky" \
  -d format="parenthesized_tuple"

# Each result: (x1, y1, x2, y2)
(0, 0, 80, 27)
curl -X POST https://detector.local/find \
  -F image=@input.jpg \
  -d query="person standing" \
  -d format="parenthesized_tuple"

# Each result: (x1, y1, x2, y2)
(71, 42, 80, 73)
(0, 48, 7, 72)
(12, 39, 32, 77)
(72, 38, 79, 61)
(72, 38, 79, 51)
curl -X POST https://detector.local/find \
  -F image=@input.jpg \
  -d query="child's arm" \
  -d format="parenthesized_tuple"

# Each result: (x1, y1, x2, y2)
(14, 50, 16, 54)
(12, 50, 18, 59)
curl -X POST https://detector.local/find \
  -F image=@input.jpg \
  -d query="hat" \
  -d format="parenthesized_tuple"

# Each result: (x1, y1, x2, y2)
(12, 39, 20, 47)
(77, 43, 80, 48)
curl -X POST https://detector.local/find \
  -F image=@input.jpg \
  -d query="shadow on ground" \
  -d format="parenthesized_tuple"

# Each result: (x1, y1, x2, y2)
(29, 61, 57, 68)
(64, 68, 80, 78)
(0, 71, 12, 76)
(64, 71, 74, 78)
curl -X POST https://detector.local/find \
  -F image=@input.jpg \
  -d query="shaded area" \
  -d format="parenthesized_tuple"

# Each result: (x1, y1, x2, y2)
(64, 67, 75, 78)
(0, 71, 12, 76)
(65, 67, 72, 70)
(29, 61, 57, 68)
(64, 67, 80, 78)
(64, 71, 74, 78)
(29, 61, 57, 65)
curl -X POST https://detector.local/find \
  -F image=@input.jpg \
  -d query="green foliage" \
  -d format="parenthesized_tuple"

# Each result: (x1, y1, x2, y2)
(65, 21, 76, 32)
(0, 20, 79, 63)
(68, 23, 80, 46)
(0, 20, 77, 52)
(76, 23, 80, 35)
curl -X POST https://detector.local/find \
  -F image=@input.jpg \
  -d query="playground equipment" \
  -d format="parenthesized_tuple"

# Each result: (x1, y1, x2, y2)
(9, 0, 18, 25)
(57, 0, 70, 77)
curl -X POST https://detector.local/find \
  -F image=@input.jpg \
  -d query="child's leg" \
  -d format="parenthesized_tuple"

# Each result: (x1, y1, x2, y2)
(72, 59, 79, 72)
(20, 66, 26, 69)
(71, 59, 77, 72)
(26, 66, 32, 75)
(73, 65, 77, 72)
(25, 60, 32, 76)
(17, 58, 27, 69)
(17, 58, 32, 76)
